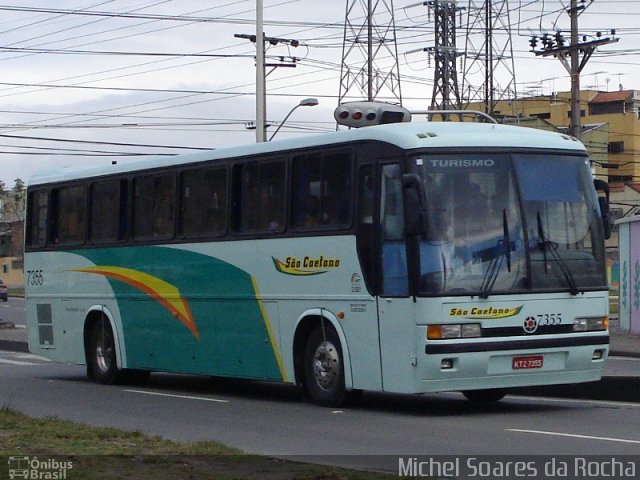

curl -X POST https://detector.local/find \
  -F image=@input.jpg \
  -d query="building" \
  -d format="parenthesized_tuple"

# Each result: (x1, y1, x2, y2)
(0, 182, 25, 289)
(465, 89, 640, 193)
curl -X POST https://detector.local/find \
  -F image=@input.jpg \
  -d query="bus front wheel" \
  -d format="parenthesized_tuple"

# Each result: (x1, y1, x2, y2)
(462, 388, 507, 403)
(304, 325, 349, 407)
(89, 318, 120, 384)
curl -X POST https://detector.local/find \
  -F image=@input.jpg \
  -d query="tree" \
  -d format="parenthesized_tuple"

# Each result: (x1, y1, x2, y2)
(0, 178, 25, 258)
(0, 178, 25, 223)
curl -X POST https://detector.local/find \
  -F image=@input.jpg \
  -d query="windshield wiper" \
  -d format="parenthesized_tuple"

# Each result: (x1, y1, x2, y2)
(479, 252, 503, 299)
(479, 209, 512, 299)
(502, 209, 512, 272)
(536, 212, 579, 295)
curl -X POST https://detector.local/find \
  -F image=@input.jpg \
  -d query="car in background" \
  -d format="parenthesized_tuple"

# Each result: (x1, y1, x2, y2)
(0, 279, 7, 301)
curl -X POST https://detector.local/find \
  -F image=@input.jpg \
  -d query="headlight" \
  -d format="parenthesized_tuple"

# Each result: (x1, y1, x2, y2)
(427, 323, 481, 339)
(573, 316, 608, 332)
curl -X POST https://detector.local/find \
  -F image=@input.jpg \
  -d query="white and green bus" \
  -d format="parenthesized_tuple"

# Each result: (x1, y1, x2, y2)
(25, 106, 611, 406)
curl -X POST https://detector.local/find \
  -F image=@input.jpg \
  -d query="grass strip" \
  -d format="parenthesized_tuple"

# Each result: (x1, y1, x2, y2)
(0, 409, 400, 479)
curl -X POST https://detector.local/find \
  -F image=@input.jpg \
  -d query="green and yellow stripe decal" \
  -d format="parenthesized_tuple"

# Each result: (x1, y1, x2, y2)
(71, 266, 199, 340)
(251, 276, 288, 382)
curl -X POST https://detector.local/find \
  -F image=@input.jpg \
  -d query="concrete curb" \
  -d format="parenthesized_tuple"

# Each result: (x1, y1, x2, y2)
(0, 339, 28, 353)
(611, 349, 640, 358)
(514, 377, 640, 403)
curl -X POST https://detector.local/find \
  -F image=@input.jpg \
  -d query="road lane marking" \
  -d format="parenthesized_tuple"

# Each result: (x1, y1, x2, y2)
(0, 358, 41, 366)
(507, 429, 640, 444)
(11, 353, 51, 362)
(124, 389, 229, 403)
(511, 395, 640, 408)
(608, 356, 640, 362)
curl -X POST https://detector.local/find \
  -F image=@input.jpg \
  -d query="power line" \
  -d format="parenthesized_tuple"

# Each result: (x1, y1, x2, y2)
(0, 46, 253, 57)
(1, 2, 640, 144)
(0, 132, 213, 150)
(0, 0, 173, 48)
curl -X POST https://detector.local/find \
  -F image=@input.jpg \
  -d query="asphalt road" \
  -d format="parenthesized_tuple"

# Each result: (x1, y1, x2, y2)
(1, 351, 639, 473)
(2, 298, 639, 473)
(0, 296, 24, 326)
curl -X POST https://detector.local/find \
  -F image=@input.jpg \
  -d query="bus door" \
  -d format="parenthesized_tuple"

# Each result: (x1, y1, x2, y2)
(376, 162, 419, 393)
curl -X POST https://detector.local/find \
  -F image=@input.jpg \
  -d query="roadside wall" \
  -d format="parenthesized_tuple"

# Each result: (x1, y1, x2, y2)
(617, 215, 640, 333)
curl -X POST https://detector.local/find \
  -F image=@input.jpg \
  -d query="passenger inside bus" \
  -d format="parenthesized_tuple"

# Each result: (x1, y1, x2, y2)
(303, 194, 321, 226)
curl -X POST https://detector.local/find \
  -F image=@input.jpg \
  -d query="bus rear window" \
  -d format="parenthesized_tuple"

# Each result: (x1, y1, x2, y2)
(26, 190, 48, 248)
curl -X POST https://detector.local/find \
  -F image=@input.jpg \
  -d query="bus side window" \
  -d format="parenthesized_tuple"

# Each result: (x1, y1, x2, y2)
(260, 162, 285, 232)
(181, 167, 227, 237)
(237, 160, 285, 233)
(132, 174, 175, 240)
(51, 186, 86, 245)
(380, 164, 408, 296)
(153, 175, 176, 237)
(323, 151, 352, 225)
(291, 150, 352, 229)
(291, 154, 319, 228)
(356, 165, 377, 293)
(89, 179, 127, 243)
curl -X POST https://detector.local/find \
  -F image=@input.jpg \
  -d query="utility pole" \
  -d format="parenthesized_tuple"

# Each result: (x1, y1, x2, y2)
(256, 0, 265, 143)
(529, 0, 618, 139)
(235, 26, 299, 142)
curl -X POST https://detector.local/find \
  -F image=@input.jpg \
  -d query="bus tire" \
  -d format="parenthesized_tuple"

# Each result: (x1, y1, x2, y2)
(304, 325, 349, 407)
(89, 318, 120, 385)
(462, 388, 507, 403)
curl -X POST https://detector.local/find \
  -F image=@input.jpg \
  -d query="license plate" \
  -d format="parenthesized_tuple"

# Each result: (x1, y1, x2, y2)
(512, 355, 544, 370)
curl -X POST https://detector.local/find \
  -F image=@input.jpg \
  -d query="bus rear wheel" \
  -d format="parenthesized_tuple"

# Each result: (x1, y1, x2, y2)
(304, 325, 349, 407)
(90, 318, 120, 384)
(462, 388, 507, 403)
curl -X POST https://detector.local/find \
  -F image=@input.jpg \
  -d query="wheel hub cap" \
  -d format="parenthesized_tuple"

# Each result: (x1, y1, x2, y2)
(313, 340, 340, 390)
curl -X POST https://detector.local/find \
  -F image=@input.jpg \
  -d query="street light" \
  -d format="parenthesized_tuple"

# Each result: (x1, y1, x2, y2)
(268, 98, 319, 141)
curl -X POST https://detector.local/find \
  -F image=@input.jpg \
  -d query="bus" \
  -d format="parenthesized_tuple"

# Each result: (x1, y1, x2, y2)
(24, 105, 611, 406)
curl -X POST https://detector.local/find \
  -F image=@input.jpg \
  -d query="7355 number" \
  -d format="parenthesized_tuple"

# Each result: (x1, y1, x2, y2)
(26, 269, 44, 286)
(537, 313, 562, 325)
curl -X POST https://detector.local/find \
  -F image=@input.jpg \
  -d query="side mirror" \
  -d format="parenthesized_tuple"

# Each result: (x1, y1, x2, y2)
(402, 173, 426, 237)
(594, 179, 611, 239)
(598, 196, 612, 240)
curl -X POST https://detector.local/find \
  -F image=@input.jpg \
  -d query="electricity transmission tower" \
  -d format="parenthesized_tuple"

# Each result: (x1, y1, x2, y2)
(429, 1, 464, 112)
(338, 0, 402, 105)
(461, 0, 517, 117)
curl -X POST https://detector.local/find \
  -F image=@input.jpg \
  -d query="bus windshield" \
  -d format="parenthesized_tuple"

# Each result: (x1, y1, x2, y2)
(411, 153, 607, 296)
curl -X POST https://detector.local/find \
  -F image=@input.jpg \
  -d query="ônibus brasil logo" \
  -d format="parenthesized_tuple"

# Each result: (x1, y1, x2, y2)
(8, 456, 73, 479)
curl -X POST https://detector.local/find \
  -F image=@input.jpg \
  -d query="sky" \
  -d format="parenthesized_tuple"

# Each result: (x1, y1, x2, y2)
(1, 0, 640, 187)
